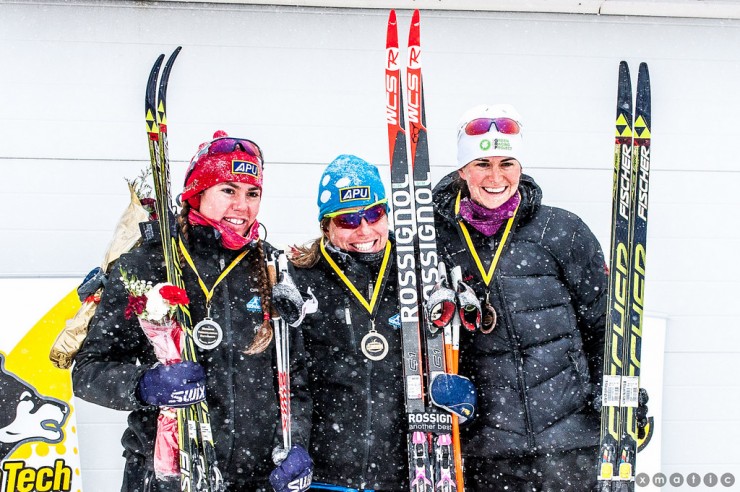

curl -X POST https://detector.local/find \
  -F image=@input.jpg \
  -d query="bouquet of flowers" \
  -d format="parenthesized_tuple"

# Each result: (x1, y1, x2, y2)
(50, 179, 154, 369)
(120, 268, 190, 479)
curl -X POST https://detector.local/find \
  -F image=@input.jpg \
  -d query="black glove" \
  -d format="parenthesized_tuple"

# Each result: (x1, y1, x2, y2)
(136, 361, 206, 407)
(636, 388, 649, 439)
(78, 266, 107, 301)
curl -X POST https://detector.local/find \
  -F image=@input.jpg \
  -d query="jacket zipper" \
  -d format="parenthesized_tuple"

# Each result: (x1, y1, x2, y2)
(220, 253, 237, 467)
(345, 302, 372, 489)
(495, 279, 536, 450)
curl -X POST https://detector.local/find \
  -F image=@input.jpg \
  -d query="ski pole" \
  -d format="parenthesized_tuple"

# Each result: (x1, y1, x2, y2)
(449, 265, 465, 492)
(268, 252, 292, 458)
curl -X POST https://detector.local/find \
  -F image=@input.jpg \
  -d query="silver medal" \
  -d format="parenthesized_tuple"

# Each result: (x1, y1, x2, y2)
(193, 317, 223, 350)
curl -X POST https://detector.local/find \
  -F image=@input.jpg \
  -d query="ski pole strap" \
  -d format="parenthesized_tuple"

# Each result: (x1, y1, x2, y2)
(454, 191, 519, 286)
(319, 238, 392, 316)
(178, 238, 249, 311)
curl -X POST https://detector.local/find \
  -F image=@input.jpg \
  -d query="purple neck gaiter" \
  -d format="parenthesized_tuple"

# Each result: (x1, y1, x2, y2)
(459, 192, 520, 237)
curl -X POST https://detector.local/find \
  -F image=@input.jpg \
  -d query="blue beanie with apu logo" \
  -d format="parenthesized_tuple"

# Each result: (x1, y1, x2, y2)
(317, 155, 388, 221)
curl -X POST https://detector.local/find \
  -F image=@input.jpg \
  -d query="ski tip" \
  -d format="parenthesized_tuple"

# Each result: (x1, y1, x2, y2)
(408, 10, 421, 47)
(164, 47, 182, 72)
(146, 54, 165, 105)
(386, 10, 399, 48)
(638, 62, 650, 79)
(617, 61, 632, 104)
(170, 46, 182, 60)
(618, 60, 630, 77)
(151, 53, 165, 74)
(636, 62, 651, 120)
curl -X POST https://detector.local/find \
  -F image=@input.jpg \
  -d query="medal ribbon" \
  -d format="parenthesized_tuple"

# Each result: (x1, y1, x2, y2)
(319, 238, 392, 316)
(455, 191, 519, 286)
(179, 238, 250, 310)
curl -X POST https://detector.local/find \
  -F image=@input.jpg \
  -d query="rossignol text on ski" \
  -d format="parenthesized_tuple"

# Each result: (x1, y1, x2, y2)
(385, 10, 462, 492)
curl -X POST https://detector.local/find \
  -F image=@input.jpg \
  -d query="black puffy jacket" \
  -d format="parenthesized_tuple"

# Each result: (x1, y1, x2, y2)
(292, 241, 409, 491)
(73, 226, 311, 490)
(433, 172, 607, 459)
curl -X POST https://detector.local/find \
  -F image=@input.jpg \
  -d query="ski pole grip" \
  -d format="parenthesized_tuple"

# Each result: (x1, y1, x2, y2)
(267, 260, 280, 318)
(267, 261, 278, 288)
(277, 251, 289, 274)
(450, 266, 463, 290)
(438, 261, 448, 285)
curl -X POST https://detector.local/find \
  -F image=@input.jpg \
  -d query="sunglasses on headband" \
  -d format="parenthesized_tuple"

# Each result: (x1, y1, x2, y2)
(464, 117, 521, 136)
(325, 202, 388, 230)
(186, 137, 263, 178)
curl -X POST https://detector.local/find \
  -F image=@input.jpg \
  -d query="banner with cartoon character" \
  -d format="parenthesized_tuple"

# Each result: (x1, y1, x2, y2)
(1, 281, 82, 492)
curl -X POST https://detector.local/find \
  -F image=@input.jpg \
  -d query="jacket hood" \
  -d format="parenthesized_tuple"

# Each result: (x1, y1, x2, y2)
(432, 170, 542, 225)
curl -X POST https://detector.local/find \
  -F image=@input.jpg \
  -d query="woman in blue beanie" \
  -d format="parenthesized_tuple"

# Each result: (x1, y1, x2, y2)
(291, 155, 473, 491)
(291, 155, 407, 491)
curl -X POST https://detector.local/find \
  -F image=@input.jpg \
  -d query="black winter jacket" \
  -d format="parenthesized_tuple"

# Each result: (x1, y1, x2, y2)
(292, 242, 408, 491)
(433, 172, 607, 459)
(73, 226, 311, 490)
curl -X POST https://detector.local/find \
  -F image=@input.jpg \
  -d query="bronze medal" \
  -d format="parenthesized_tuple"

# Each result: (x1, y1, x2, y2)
(480, 302, 497, 334)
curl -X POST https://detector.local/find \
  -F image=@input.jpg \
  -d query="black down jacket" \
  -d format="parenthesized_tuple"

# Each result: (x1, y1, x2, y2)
(73, 226, 311, 490)
(292, 242, 408, 491)
(433, 172, 607, 459)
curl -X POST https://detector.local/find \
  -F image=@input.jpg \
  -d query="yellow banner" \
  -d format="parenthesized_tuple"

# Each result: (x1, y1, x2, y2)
(1, 286, 83, 492)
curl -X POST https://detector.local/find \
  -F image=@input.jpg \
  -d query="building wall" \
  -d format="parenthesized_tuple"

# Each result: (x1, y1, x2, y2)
(1, 1, 739, 489)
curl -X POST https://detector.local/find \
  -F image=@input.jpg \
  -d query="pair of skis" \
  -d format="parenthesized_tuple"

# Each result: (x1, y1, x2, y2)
(598, 61, 651, 492)
(145, 47, 225, 492)
(386, 10, 463, 492)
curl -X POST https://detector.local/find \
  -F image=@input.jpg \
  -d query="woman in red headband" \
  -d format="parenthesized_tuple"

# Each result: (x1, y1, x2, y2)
(73, 131, 313, 492)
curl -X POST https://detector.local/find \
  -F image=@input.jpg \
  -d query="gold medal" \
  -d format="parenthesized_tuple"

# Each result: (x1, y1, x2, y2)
(323, 242, 394, 361)
(361, 330, 389, 361)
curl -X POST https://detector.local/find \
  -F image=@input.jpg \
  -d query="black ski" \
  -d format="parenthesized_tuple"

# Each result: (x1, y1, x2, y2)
(145, 47, 225, 492)
(597, 61, 651, 492)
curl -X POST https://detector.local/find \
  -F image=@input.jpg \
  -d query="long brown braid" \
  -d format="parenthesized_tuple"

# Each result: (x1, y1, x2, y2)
(244, 240, 273, 354)
(176, 201, 192, 265)
(178, 201, 272, 355)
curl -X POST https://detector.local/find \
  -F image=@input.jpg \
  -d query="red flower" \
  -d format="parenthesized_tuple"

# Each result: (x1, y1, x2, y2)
(124, 294, 147, 320)
(85, 292, 102, 304)
(140, 197, 158, 221)
(160, 285, 190, 306)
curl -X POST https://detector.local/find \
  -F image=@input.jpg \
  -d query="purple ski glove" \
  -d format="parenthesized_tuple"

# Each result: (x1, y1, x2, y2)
(136, 361, 206, 408)
(269, 444, 313, 492)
